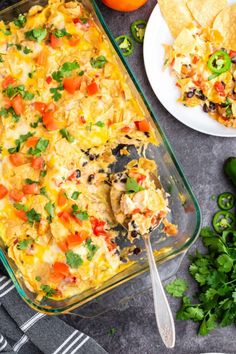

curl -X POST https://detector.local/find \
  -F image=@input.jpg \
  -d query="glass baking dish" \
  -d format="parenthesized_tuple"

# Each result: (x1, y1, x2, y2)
(0, 0, 201, 315)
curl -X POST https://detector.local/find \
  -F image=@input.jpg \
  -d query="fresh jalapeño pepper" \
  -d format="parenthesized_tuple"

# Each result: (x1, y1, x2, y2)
(207, 50, 231, 74)
(131, 20, 147, 43)
(115, 35, 134, 57)
(212, 210, 235, 233)
(217, 192, 235, 210)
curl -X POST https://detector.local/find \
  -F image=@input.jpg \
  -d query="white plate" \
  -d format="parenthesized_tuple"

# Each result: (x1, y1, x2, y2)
(143, 1, 236, 137)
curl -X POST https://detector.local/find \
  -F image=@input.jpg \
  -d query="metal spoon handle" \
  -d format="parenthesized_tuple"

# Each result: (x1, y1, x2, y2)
(144, 236, 175, 348)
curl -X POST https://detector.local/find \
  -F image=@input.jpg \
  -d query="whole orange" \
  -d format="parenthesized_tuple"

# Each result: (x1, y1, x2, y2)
(102, 0, 148, 12)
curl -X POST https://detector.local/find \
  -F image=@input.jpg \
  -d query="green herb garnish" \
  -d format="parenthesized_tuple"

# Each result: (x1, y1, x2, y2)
(90, 56, 107, 69)
(86, 238, 99, 261)
(59, 128, 75, 142)
(125, 177, 144, 193)
(17, 239, 32, 250)
(54, 28, 71, 38)
(44, 201, 55, 222)
(25, 28, 47, 42)
(40, 284, 56, 297)
(66, 250, 83, 268)
(71, 191, 81, 200)
(14, 14, 26, 28)
(165, 278, 188, 298)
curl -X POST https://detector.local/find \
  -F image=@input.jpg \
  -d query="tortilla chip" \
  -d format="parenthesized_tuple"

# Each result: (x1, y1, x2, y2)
(187, 0, 228, 28)
(213, 4, 236, 51)
(173, 28, 197, 55)
(159, 0, 194, 38)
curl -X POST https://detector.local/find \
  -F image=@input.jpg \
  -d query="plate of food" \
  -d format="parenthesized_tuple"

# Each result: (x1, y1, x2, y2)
(143, 0, 236, 137)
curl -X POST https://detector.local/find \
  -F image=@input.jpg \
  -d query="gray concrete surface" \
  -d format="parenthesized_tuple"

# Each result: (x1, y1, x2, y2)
(1, 0, 236, 353)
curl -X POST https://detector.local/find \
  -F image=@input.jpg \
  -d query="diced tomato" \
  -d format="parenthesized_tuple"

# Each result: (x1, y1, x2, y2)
(68, 36, 80, 46)
(214, 81, 226, 97)
(136, 174, 146, 184)
(9, 153, 25, 166)
(2, 75, 15, 89)
(229, 50, 236, 58)
(135, 119, 150, 132)
(46, 76, 52, 84)
(79, 116, 86, 124)
(26, 136, 39, 147)
(33, 101, 47, 113)
(87, 82, 98, 96)
(22, 183, 40, 195)
(192, 55, 199, 64)
(67, 231, 88, 247)
(63, 77, 81, 94)
(11, 95, 25, 115)
(107, 119, 113, 127)
(50, 272, 65, 282)
(90, 216, 107, 236)
(31, 156, 45, 170)
(73, 18, 80, 24)
(121, 126, 131, 133)
(53, 262, 70, 276)
(42, 111, 58, 131)
(50, 34, 62, 49)
(144, 209, 152, 217)
(9, 189, 24, 202)
(3, 97, 12, 109)
(57, 189, 67, 207)
(15, 209, 28, 221)
(132, 208, 141, 214)
(57, 240, 68, 252)
(58, 210, 71, 223)
(0, 184, 8, 199)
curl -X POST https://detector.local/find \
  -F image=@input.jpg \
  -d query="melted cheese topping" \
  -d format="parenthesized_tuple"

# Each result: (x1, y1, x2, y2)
(0, 0, 161, 300)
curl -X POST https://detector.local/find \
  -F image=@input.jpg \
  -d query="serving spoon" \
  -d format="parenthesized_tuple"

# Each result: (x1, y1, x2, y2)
(110, 172, 175, 348)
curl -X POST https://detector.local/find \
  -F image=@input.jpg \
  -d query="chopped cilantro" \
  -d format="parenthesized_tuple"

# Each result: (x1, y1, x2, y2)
(52, 61, 80, 83)
(40, 284, 56, 297)
(40, 170, 47, 177)
(95, 121, 105, 128)
(17, 239, 32, 250)
(3, 84, 34, 101)
(59, 128, 75, 143)
(40, 187, 49, 198)
(24, 208, 41, 225)
(85, 238, 99, 261)
(28, 138, 49, 156)
(71, 191, 81, 200)
(13, 203, 27, 211)
(8, 132, 33, 154)
(0, 107, 8, 117)
(0, 55, 4, 63)
(50, 85, 63, 102)
(66, 250, 83, 268)
(30, 117, 42, 128)
(23, 46, 32, 54)
(1, 29, 11, 36)
(25, 28, 47, 42)
(14, 14, 26, 28)
(125, 177, 144, 193)
(71, 204, 89, 220)
(25, 178, 39, 185)
(54, 28, 71, 38)
(90, 56, 107, 69)
(79, 17, 89, 24)
(44, 201, 55, 222)
(35, 276, 41, 282)
(78, 70, 84, 76)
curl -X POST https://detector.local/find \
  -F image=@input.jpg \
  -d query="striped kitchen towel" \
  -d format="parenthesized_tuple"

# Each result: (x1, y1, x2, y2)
(0, 272, 108, 354)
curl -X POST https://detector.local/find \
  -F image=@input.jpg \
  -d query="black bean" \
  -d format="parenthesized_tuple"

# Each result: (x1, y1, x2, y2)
(89, 154, 96, 161)
(133, 247, 141, 255)
(195, 90, 207, 101)
(209, 102, 216, 111)
(98, 168, 105, 173)
(144, 132, 150, 137)
(231, 57, 236, 64)
(131, 230, 138, 238)
(88, 174, 95, 183)
(120, 177, 127, 183)
(104, 180, 112, 186)
(131, 220, 137, 228)
(186, 90, 195, 98)
(203, 103, 209, 113)
(125, 135, 132, 140)
(82, 161, 88, 167)
(221, 81, 226, 88)
(75, 169, 81, 178)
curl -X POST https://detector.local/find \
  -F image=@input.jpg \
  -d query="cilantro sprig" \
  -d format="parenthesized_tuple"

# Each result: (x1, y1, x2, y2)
(71, 204, 89, 220)
(8, 131, 33, 154)
(125, 177, 144, 194)
(166, 225, 236, 335)
(59, 128, 75, 143)
(14, 14, 26, 28)
(27, 137, 49, 156)
(66, 250, 83, 268)
(25, 28, 47, 42)
(17, 238, 33, 250)
(85, 238, 99, 261)
(90, 56, 107, 69)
